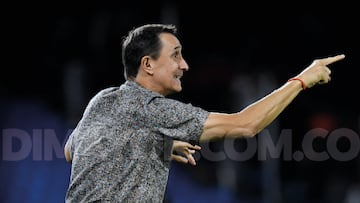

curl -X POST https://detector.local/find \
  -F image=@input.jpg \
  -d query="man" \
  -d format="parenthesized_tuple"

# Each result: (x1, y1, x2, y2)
(64, 23, 345, 202)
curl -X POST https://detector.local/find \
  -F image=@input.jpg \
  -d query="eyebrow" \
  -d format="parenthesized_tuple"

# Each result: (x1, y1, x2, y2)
(174, 45, 181, 51)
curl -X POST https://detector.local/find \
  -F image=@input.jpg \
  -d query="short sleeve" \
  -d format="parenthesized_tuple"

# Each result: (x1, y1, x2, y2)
(145, 97, 210, 142)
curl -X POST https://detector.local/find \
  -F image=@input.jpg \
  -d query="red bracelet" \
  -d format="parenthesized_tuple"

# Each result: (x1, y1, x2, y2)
(288, 77, 306, 90)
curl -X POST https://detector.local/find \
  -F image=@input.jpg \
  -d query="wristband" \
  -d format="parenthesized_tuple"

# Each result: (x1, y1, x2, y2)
(288, 77, 306, 90)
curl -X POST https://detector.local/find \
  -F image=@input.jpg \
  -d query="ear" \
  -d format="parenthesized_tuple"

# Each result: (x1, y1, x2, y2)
(140, 56, 153, 75)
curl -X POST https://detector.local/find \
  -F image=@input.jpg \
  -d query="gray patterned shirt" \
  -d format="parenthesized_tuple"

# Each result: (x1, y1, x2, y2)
(65, 80, 209, 202)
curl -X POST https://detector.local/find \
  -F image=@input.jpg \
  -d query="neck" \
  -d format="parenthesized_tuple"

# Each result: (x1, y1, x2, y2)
(133, 77, 168, 96)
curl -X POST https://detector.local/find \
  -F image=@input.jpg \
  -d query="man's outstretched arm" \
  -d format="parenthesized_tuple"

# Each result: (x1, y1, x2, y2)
(200, 54, 345, 142)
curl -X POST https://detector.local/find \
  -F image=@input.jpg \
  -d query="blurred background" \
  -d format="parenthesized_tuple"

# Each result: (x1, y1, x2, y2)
(1, 1, 359, 203)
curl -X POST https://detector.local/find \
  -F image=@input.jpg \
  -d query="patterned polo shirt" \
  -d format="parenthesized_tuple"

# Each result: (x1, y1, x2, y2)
(65, 80, 209, 202)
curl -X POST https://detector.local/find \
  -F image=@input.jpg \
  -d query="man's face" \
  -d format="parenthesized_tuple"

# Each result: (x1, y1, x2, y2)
(151, 33, 189, 96)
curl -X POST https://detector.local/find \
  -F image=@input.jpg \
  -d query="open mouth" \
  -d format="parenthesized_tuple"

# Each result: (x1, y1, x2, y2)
(174, 73, 183, 80)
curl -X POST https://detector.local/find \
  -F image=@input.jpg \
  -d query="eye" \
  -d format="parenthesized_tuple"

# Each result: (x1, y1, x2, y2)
(173, 51, 182, 61)
(174, 52, 180, 58)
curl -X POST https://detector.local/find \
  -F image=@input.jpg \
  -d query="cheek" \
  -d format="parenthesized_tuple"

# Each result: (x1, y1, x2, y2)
(158, 65, 176, 77)
(153, 68, 172, 84)
(154, 60, 177, 80)
(157, 67, 171, 77)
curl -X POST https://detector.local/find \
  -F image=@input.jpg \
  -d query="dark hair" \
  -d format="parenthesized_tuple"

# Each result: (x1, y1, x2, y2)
(121, 24, 178, 80)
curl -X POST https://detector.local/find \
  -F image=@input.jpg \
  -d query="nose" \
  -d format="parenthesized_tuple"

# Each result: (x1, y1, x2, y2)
(180, 58, 189, 71)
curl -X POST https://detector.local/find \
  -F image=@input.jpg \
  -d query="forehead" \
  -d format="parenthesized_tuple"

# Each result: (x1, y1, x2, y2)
(159, 33, 182, 52)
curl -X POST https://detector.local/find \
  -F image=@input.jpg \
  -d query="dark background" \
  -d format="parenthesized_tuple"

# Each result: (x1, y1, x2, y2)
(1, 1, 359, 203)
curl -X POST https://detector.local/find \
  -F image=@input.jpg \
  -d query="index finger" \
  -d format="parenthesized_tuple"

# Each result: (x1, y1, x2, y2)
(321, 54, 345, 66)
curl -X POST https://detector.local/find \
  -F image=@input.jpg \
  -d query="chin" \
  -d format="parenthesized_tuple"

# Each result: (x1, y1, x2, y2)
(175, 86, 182, 92)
